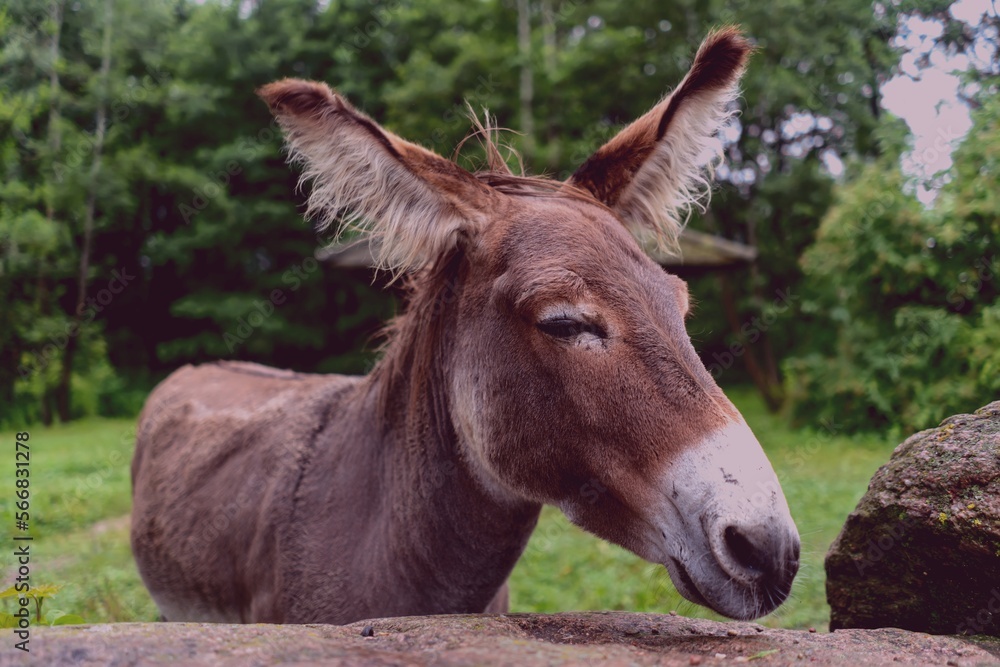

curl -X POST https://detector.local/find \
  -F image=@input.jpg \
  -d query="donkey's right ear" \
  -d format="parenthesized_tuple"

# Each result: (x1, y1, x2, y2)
(258, 79, 493, 274)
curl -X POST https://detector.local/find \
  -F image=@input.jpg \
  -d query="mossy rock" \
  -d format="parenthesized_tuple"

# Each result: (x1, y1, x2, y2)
(826, 401, 1000, 635)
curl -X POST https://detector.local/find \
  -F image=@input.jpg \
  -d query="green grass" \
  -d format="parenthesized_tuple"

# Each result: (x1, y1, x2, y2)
(0, 418, 158, 623)
(0, 388, 896, 629)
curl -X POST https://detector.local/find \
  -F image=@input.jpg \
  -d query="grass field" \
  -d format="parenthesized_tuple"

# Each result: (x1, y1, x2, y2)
(0, 388, 896, 629)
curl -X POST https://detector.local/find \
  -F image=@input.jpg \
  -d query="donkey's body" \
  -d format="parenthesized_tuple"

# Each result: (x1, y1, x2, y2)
(132, 28, 801, 625)
(132, 362, 526, 623)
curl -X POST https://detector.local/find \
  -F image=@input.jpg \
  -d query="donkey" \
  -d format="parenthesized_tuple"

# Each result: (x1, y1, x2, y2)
(131, 27, 799, 625)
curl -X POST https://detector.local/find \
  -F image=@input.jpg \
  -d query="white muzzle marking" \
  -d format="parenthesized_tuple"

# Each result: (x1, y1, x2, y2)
(651, 419, 800, 619)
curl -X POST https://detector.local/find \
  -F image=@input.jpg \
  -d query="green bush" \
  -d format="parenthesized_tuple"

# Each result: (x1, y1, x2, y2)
(787, 101, 1000, 435)
(0, 331, 142, 428)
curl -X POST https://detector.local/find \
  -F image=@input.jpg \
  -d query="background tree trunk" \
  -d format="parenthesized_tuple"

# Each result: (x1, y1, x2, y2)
(539, 0, 561, 170)
(39, 0, 65, 426)
(717, 274, 785, 412)
(56, 0, 113, 421)
(743, 212, 784, 407)
(516, 0, 535, 159)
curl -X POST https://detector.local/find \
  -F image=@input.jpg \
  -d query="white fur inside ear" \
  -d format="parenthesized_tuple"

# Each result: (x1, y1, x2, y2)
(277, 110, 475, 275)
(618, 84, 740, 255)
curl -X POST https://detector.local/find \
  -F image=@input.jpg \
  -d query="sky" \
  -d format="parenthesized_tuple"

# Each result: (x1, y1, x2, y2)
(702, 0, 996, 198)
(880, 0, 998, 203)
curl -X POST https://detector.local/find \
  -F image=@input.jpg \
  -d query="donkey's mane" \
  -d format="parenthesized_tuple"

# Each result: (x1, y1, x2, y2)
(473, 171, 599, 205)
(370, 246, 462, 432)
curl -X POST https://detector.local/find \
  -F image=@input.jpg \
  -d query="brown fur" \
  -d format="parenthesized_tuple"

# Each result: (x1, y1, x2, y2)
(131, 28, 796, 625)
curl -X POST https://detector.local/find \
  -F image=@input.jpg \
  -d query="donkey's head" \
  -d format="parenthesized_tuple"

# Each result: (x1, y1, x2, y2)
(259, 27, 799, 620)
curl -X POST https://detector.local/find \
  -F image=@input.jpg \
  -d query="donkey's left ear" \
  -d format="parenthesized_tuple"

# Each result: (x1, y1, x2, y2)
(258, 79, 494, 274)
(568, 27, 751, 252)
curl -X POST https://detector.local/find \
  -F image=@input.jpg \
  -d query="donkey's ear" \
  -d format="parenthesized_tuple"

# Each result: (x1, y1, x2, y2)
(257, 79, 493, 273)
(568, 27, 751, 252)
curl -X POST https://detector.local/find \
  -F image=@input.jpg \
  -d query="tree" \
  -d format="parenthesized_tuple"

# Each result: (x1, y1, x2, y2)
(0, 0, 73, 425)
(2, 0, 188, 423)
(1, 0, 983, 426)
(58, 0, 113, 421)
(786, 99, 1000, 434)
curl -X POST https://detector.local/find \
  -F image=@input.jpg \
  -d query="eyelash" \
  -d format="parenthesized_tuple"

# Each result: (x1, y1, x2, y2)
(536, 317, 607, 340)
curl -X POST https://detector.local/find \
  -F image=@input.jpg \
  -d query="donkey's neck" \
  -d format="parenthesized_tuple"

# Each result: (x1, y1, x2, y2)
(346, 366, 540, 616)
(368, 376, 541, 613)
(349, 262, 541, 615)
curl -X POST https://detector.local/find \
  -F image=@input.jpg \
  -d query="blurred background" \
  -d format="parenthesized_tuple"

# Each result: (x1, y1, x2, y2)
(0, 0, 997, 630)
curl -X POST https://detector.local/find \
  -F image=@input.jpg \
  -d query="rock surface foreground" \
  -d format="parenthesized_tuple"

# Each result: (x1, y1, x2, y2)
(826, 401, 1000, 635)
(7, 612, 1000, 666)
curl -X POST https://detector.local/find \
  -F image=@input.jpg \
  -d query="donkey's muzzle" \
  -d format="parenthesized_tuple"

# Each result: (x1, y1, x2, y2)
(711, 518, 800, 603)
(656, 418, 800, 620)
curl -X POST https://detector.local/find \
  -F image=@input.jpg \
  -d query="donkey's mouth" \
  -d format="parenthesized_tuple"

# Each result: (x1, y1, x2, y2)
(667, 557, 709, 608)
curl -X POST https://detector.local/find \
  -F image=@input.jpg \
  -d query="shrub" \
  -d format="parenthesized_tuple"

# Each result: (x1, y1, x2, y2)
(786, 101, 1000, 434)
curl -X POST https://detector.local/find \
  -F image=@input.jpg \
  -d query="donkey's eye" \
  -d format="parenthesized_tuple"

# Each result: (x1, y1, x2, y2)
(537, 317, 606, 339)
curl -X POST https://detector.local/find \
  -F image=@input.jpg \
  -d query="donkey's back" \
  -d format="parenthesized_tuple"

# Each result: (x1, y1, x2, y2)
(130, 361, 358, 622)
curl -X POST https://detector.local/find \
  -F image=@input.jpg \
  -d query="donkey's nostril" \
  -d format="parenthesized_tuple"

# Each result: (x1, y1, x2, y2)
(723, 525, 770, 578)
